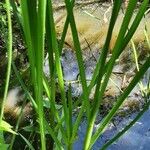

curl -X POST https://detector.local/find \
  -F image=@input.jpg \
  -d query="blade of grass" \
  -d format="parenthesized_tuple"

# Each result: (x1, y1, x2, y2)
(19, 133, 35, 150)
(58, 0, 75, 55)
(131, 39, 140, 71)
(144, 24, 150, 49)
(43, 75, 67, 144)
(83, 0, 122, 148)
(0, 0, 12, 122)
(131, 39, 146, 94)
(10, 0, 23, 31)
(35, 0, 47, 149)
(64, 0, 90, 120)
(12, 61, 37, 109)
(0, 0, 12, 144)
(45, 1, 59, 141)
(67, 84, 73, 149)
(20, 0, 37, 92)
(47, 0, 70, 144)
(27, 0, 38, 96)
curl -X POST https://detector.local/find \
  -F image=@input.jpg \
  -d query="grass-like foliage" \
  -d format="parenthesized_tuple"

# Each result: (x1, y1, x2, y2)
(0, 0, 150, 149)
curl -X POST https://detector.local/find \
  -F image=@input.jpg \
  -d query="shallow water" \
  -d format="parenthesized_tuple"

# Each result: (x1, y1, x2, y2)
(73, 108, 150, 150)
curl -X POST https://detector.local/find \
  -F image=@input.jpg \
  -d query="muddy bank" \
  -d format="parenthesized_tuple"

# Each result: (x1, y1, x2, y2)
(54, 1, 150, 50)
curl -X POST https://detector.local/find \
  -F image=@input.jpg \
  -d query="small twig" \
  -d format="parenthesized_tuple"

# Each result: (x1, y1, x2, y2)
(103, 5, 112, 23)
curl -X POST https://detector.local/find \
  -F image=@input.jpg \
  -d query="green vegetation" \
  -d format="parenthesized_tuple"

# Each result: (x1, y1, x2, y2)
(0, 0, 150, 149)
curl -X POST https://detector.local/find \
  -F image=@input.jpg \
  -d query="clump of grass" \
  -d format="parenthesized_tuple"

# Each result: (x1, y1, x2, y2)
(0, 0, 150, 149)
